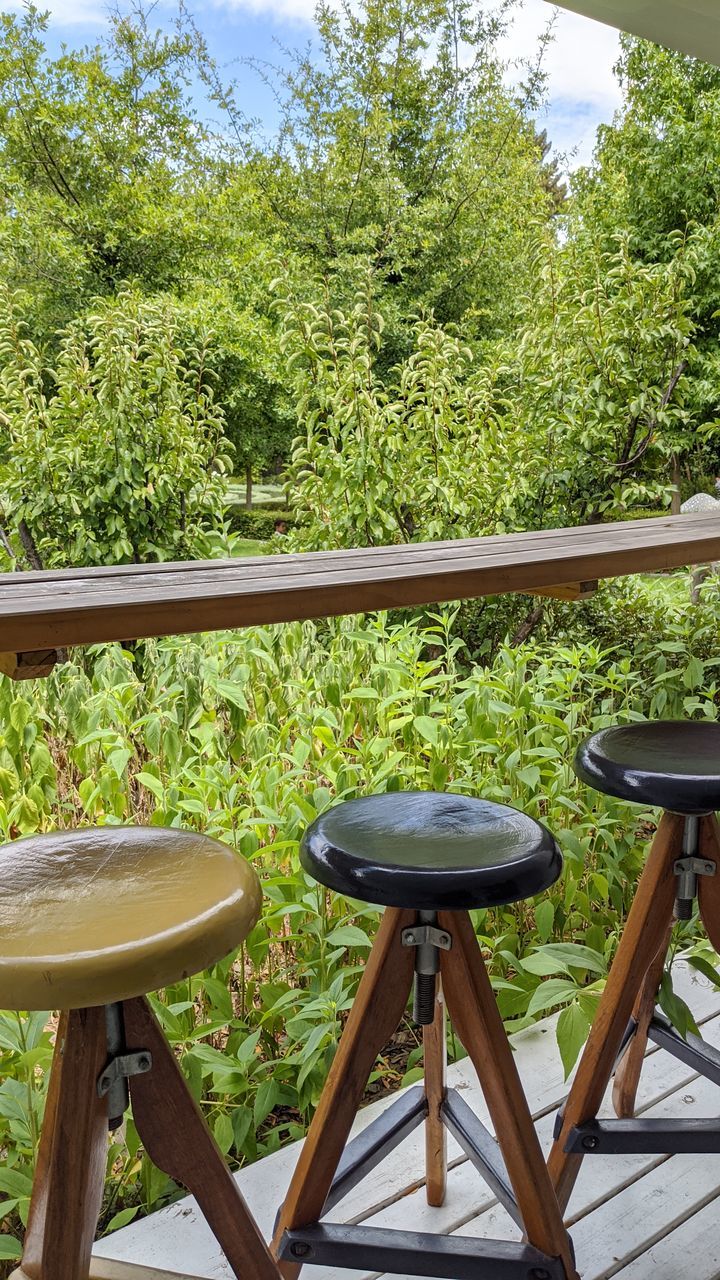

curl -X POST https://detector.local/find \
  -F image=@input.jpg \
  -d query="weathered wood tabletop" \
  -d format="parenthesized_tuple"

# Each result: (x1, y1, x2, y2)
(0, 509, 712, 660)
(0, 513, 718, 659)
(0, 509, 712, 665)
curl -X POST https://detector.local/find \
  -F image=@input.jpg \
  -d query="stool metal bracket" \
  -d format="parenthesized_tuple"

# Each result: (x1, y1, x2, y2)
(323, 1086, 427, 1214)
(441, 1089, 523, 1229)
(97, 1051, 153, 1099)
(565, 1117, 720, 1156)
(279, 1223, 566, 1280)
(401, 925, 452, 951)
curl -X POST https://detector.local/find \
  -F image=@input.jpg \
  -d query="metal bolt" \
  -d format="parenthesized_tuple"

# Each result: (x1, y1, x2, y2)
(290, 1242, 312, 1259)
(529, 1270, 552, 1280)
(405, 932, 416, 944)
(439, 933, 449, 946)
(582, 1135, 599, 1151)
(138, 1055, 151, 1071)
(706, 863, 715, 875)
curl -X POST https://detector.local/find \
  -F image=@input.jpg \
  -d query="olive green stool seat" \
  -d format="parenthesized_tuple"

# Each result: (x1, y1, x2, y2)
(0, 826, 262, 1010)
(2, 825, 279, 1280)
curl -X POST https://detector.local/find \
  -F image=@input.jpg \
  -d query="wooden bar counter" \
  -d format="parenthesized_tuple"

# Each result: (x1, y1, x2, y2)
(0, 513, 718, 659)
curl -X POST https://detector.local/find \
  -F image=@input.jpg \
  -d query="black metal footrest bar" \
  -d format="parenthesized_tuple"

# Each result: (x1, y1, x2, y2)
(565, 1118, 720, 1156)
(442, 1088, 523, 1229)
(324, 1086, 427, 1214)
(647, 1013, 720, 1088)
(279, 1223, 566, 1280)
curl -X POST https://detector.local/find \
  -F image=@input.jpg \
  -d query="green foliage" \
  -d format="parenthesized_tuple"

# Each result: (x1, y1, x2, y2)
(282, 236, 702, 550)
(282, 286, 520, 548)
(242, 0, 555, 355)
(0, 288, 231, 568)
(227, 509, 297, 540)
(495, 231, 701, 524)
(0, 5, 216, 337)
(571, 38, 720, 469)
(0, 586, 717, 1246)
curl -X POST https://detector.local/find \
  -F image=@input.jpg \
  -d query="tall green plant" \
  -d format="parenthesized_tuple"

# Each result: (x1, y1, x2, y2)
(0, 289, 231, 568)
(282, 285, 519, 548)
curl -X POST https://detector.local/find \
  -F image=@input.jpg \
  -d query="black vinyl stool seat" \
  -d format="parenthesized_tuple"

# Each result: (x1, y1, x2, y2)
(550, 719, 720, 1224)
(301, 791, 562, 910)
(274, 791, 577, 1280)
(575, 720, 720, 814)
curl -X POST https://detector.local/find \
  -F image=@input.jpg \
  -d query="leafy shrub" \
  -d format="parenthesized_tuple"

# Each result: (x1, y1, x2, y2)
(227, 508, 297, 539)
(0, 589, 717, 1255)
(0, 288, 232, 569)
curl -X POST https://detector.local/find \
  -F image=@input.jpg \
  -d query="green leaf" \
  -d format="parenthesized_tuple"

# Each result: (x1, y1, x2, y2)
(136, 771, 164, 799)
(557, 1001, 591, 1079)
(522, 943, 607, 977)
(534, 900, 554, 943)
(0, 1236, 22, 1261)
(413, 715, 438, 745)
(527, 979, 579, 1017)
(659, 971, 700, 1040)
(108, 747, 132, 778)
(325, 924, 372, 949)
(107, 1206, 140, 1232)
(0, 1168, 33, 1198)
(686, 953, 720, 989)
(254, 1077, 279, 1127)
(516, 764, 541, 789)
(213, 1112, 234, 1155)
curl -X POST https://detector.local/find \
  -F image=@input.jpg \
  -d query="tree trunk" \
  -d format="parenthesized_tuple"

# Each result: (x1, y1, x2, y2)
(510, 602, 544, 647)
(671, 454, 682, 515)
(245, 463, 253, 511)
(18, 520, 44, 570)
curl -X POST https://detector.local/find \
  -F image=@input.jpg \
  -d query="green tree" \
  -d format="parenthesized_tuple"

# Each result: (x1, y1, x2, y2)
(0, 4, 217, 337)
(0, 288, 231, 569)
(283, 233, 701, 552)
(572, 38, 720, 468)
(232, 0, 556, 359)
(282, 283, 524, 548)
(495, 232, 700, 526)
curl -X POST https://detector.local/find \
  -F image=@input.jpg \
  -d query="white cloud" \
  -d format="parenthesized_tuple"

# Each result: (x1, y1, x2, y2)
(207, 0, 316, 22)
(4, 0, 110, 23)
(503, 2, 620, 110)
(502, 2, 622, 164)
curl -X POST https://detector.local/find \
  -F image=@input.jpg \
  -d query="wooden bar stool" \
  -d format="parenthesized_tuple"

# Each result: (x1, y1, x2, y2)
(549, 721, 720, 1214)
(0, 825, 280, 1280)
(271, 791, 579, 1280)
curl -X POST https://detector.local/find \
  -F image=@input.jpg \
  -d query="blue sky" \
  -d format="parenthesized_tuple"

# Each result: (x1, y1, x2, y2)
(14, 0, 623, 169)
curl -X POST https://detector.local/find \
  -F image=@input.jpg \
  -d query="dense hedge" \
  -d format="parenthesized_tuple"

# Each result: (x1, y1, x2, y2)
(227, 507, 297, 538)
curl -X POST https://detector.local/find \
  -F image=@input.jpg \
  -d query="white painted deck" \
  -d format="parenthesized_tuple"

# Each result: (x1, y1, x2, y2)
(91, 962, 720, 1280)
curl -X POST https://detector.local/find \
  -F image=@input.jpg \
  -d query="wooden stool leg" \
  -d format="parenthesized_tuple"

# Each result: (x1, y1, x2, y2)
(271, 906, 415, 1279)
(122, 997, 280, 1280)
(18, 1008, 109, 1280)
(423, 977, 447, 1207)
(698, 814, 720, 951)
(548, 811, 683, 1214)
(612, 921, 674, 1119)
(439, 911, 579, 1280)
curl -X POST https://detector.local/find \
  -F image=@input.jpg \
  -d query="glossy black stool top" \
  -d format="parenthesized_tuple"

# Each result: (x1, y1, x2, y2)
(575, 721, 720, 815)
(300, 791, 562, 910)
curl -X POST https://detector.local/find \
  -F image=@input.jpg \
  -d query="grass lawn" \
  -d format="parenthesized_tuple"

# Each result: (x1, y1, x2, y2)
(233, 538, 266, 556)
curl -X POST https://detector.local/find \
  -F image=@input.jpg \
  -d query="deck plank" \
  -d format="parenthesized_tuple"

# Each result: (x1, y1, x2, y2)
(91, 963, 720, 1280)
(611, 1194, 720, 1280)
